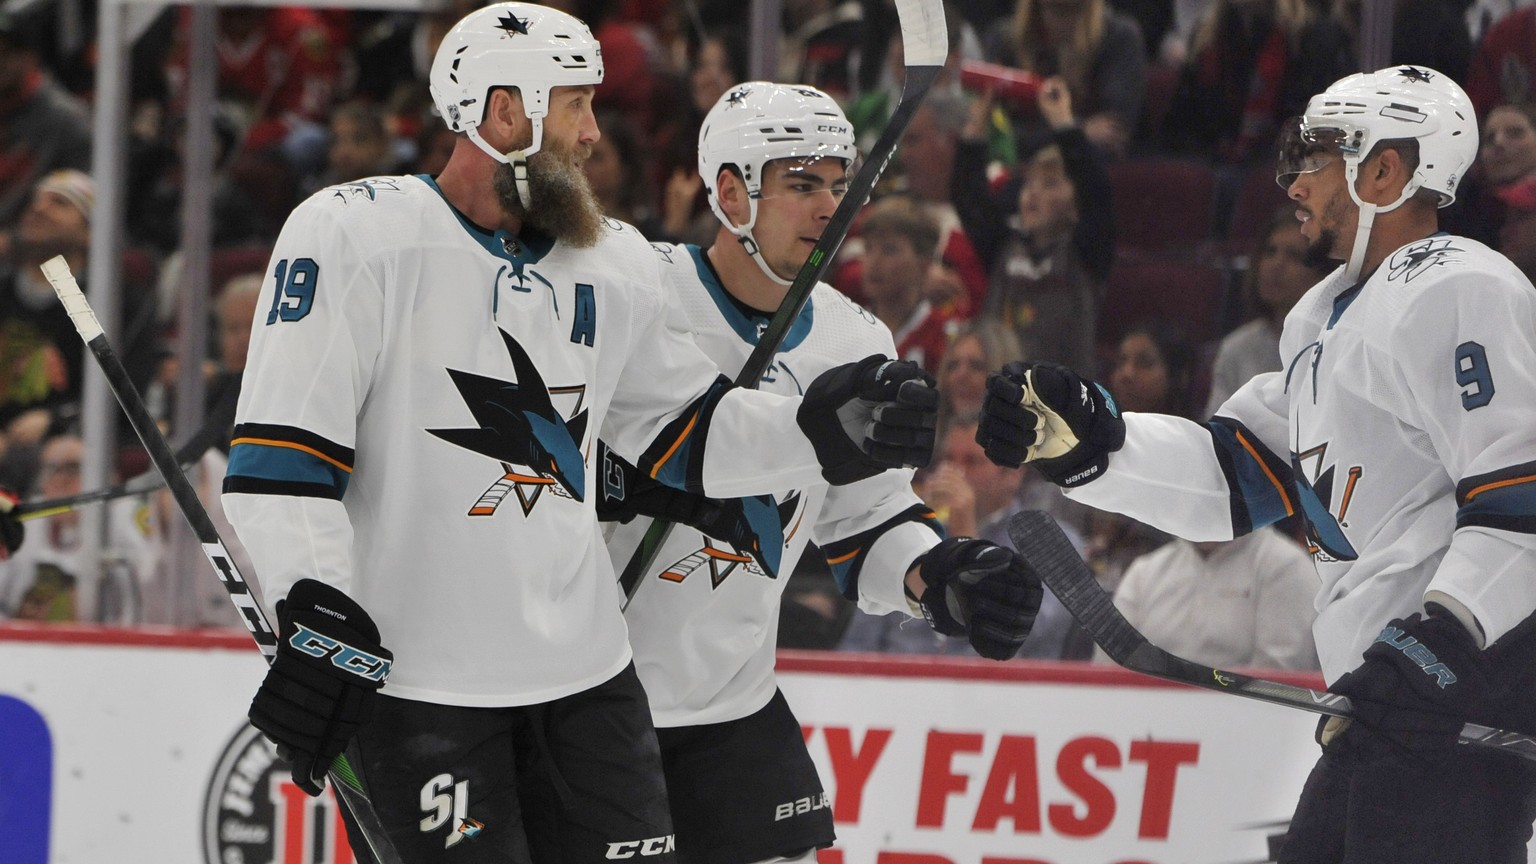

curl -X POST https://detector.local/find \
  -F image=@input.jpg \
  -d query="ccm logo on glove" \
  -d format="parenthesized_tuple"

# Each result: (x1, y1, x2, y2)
(289, 624, 393, 683)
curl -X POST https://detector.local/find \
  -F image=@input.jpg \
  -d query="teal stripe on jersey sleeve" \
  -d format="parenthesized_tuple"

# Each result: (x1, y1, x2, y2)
(822, 504, 944, 600)
(1456, 462, 1536, 534)
(640, 375, 733, 494)
(226, 441, 351, 499)
(1206, 417, 1296, 536)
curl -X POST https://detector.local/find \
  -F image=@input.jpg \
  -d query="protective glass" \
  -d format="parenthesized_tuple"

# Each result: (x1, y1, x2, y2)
(1276, 121, 1350, 190)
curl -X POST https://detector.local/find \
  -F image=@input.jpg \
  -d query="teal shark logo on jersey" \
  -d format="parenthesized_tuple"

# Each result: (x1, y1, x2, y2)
(660, 492, 801, 586)
(430, 329, 589, 510)
(1387, 237, 1463, 283)
(1291, 447, 1360, 562)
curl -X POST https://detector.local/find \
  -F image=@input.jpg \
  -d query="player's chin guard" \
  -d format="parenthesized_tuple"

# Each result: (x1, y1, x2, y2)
(977, 361, 1124, 487)
(0, 488, 23, 558)
(797, 354, 938, 486)
(249, 579, 393, 796)
(913, 537, 1043, 660)
(1328, 604, 1491, 752)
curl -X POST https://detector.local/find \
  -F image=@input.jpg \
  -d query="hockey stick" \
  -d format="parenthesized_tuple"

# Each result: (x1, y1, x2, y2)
(1005, 509, 1536, 762)
(616, 0, 949, 605)
(40, 256, 406, 864)
(14, 388, 238, 521)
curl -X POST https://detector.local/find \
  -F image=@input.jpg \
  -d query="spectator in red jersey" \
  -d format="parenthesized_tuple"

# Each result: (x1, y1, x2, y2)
(164, 7, 343, 172)
(858, 194, 958, 373)
(545, 0, 661, 138)
(838, 89, 992, 318)
(1480, 102, 1536, 283)
(1466, 6, 1536, 118)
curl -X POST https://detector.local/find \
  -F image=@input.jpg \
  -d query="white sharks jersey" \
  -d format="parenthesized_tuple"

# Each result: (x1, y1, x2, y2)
(608, 244, 942, 727)
(223, 177, 830, 707)
(1063, 234, 1536, 681)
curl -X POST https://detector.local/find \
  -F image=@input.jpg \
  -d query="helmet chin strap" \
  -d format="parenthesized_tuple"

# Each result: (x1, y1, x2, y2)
(1341, 159, 1416, 281)
(465, 118, 545, 211)
(726, 197, 794, 287)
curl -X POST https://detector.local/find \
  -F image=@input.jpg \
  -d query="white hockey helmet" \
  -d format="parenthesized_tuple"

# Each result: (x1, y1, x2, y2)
(698, 82, 856, 284)
(429, 3, 603, 203)
(1277, 66, 1477, 278)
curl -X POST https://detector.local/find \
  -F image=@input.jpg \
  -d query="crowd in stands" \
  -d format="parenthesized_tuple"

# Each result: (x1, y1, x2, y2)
(0, 0, 1532, 670)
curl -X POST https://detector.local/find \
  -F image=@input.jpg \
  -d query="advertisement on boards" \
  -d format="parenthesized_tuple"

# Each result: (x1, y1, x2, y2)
(9, 628, 1521, 863)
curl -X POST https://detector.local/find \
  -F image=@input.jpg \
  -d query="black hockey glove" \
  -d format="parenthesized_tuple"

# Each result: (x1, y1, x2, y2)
(913, 537, 1043, 660)
(1328, 606, 1491, 753)
(0, 488, 23, 559)
(976, 361, 1125, 487)
(596, 445, 781, 576)
(798, 355, 939, 486)
(249, 579, 393, 796)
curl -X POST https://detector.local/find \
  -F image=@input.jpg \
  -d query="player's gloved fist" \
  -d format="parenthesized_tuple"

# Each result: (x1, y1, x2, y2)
(1327, 605, 1490, 753)
(596, 445, 783, 576)
(0, 488, 23, 559)
(976, 361, 1124, 487)
(914, 537, 1044, 660)
(798, 354, 939, 486)
(249, 579, 393, 796)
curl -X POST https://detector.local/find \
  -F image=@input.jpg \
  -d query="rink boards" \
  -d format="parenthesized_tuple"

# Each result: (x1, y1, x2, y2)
(0, 626, 1520, 863)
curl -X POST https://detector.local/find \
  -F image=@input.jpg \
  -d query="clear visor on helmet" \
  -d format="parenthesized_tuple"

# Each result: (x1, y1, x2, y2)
(747, 152, 858, 203)
(1276, 121, 1352, 190)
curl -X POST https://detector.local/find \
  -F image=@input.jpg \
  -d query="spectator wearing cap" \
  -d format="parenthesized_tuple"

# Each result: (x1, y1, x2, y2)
(0, 171, 159, 416)
(0, 10, 92, 225)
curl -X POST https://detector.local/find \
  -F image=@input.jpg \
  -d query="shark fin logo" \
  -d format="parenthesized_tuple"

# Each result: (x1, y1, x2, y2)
(1387, 237, 1462, 283)
(659, 493, 802, 587)
(327, 178, 402, 204)
(1291, 444, 1361, 562)
(430, 329, 589, 516)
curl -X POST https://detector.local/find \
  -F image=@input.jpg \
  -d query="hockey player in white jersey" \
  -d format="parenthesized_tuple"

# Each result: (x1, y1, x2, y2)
(222, 7, 943, 863)
(598, 82, 1044, 864)
(977, 66, 1536, 862)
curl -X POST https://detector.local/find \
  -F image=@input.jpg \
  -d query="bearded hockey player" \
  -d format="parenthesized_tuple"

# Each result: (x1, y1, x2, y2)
(223, 6, 942, 862)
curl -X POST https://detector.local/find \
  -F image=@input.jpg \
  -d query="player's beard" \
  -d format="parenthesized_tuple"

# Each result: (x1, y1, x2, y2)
(1302, 193, 1352, 271)
(1303, 227, 1338, 271)
(494, 138, 605, 248)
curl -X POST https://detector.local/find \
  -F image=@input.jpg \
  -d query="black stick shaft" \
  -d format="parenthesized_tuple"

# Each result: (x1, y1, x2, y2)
(1007, 509, 1536, 762)
(41, 256, 405, 863)
(16, 389, 239, 520)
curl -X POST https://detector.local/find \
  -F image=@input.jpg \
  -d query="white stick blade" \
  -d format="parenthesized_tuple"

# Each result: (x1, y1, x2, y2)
(893, 0, 949, 67)
(39, 255, 104, 341)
